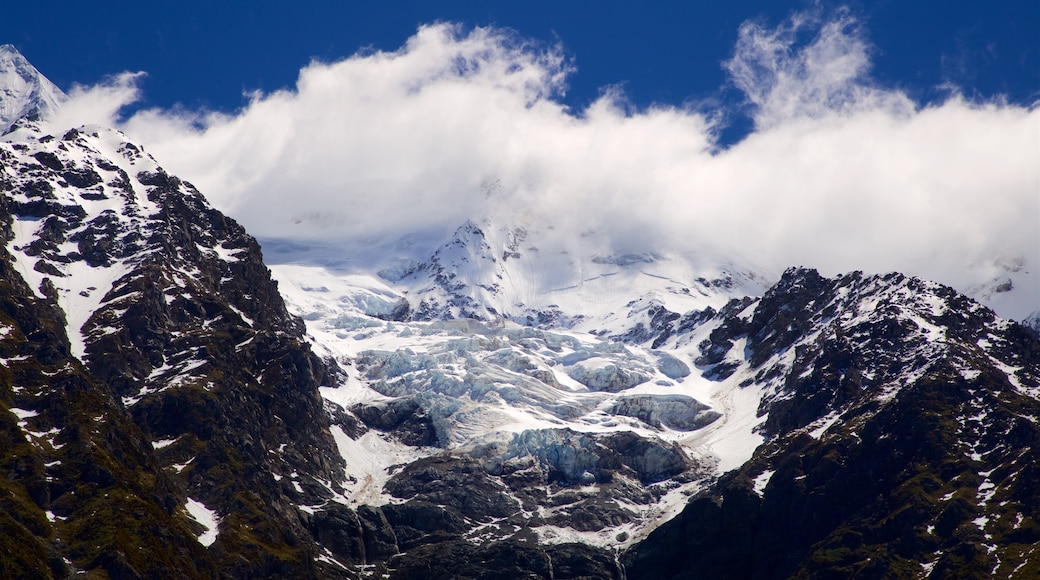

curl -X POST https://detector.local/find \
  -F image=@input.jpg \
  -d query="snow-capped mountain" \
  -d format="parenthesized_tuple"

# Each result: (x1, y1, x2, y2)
(0, 44, 65, 134)
(266, 214, 768, 327)
(260, 218, 771, 553)
(1, 47, 1039, 578)
(626, 268, 1040, 579)
(1, 120, 354, 577)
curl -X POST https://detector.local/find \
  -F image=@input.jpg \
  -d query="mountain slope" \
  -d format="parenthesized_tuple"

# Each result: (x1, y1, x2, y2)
(624, 268, 1040, 578)
(266, 223, 1040, 576)
(1, 124, 355, 577)
(0, 141, 217, 577)
(0, 44, 65, 135)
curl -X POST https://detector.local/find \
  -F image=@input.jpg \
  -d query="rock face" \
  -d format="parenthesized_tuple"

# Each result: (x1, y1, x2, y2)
(624, 268, 1040, 579)
(0, 197, 217, 578)
(1, 125, 351, 577)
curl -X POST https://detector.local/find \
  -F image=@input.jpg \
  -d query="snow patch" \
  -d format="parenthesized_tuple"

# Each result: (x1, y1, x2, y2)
(184, 497, 220, 547)
(753, 469, 775, 497)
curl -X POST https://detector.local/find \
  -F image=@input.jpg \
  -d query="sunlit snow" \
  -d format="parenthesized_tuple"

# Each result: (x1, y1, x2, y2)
(184, 497, 220, 547)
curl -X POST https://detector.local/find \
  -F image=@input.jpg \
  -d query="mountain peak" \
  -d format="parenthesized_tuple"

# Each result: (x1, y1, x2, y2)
(0, 44, 66, 134)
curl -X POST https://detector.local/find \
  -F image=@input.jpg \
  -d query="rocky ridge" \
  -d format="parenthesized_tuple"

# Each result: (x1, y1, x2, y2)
(624, 268, 1040, 578)
(1, 123, 355, 577)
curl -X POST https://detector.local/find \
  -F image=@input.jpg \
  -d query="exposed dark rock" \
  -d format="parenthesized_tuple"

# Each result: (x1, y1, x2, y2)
(32, 150, 62, 171)
(352, 397, 441, 447)
(624, 269, 1040, 579)
(385, 455, 520, 521)
(388, 539, 622, 580)
(356, 505, 400, 562)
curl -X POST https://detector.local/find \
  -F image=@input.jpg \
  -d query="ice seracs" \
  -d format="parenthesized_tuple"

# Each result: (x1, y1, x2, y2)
(266, 216, 778, 546)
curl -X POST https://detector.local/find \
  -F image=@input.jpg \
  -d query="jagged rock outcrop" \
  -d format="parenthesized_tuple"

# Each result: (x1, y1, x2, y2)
(1, 125, 353, 577)
(624, 268, 1040, 578)
(386, 539, 625, 579)
(0, 195, 218, 578)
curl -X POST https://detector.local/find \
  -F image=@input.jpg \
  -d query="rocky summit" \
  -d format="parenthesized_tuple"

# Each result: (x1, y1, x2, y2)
(1, 47, 1039, 579)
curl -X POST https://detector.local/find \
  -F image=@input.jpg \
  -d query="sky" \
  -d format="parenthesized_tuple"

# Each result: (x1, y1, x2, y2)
(4, 1, 1040, 318)
(5, 1, 1038, 136)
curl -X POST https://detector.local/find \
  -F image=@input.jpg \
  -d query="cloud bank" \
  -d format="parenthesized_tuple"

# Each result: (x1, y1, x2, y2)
(54, 12, 1040, 318)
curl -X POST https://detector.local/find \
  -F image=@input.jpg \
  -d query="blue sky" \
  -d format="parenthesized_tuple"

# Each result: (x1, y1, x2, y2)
(4, 1, 1037, 144)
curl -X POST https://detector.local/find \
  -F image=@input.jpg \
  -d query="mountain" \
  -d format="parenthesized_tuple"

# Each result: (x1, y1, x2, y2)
(1, 47, 1038, 578)
(1, 122, 353, 577)
(624, 268, 1040, 578)
(238, 224, 1040, 578)
(0, 45, 66, 134)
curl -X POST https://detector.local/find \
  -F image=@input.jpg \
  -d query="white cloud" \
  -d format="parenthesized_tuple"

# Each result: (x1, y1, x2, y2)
(723, 7, 916, 128)
(44, 71, 144, 132)
(59, 14, 1040, 319)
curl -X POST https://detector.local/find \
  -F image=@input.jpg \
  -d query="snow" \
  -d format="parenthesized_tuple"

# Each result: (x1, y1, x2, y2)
(0, 44, 66, 133)
(265, 216, 764, 338)
(315, 312, 750, 541)
(533, 522, 640, 549)
(210, 243, 246, 263)
(315, 550, 349, 571)
(272, 236, 780, 547)
(184, 498, 220, 547)
(227, 304, 254, 327)
(261, 224, 783, 546)
(992, 360, 1025, 391)
(328, 425, 431, 506)
(9, 408, 38, 420)
(675, 337, 768, 473)
(808, 412, 842, 439)
(753, 469, 775, 497)
(8, 407, 56, 444)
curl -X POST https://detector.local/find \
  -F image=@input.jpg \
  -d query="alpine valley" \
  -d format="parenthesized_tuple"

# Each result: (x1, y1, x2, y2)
(2, 44, 1039, 579)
